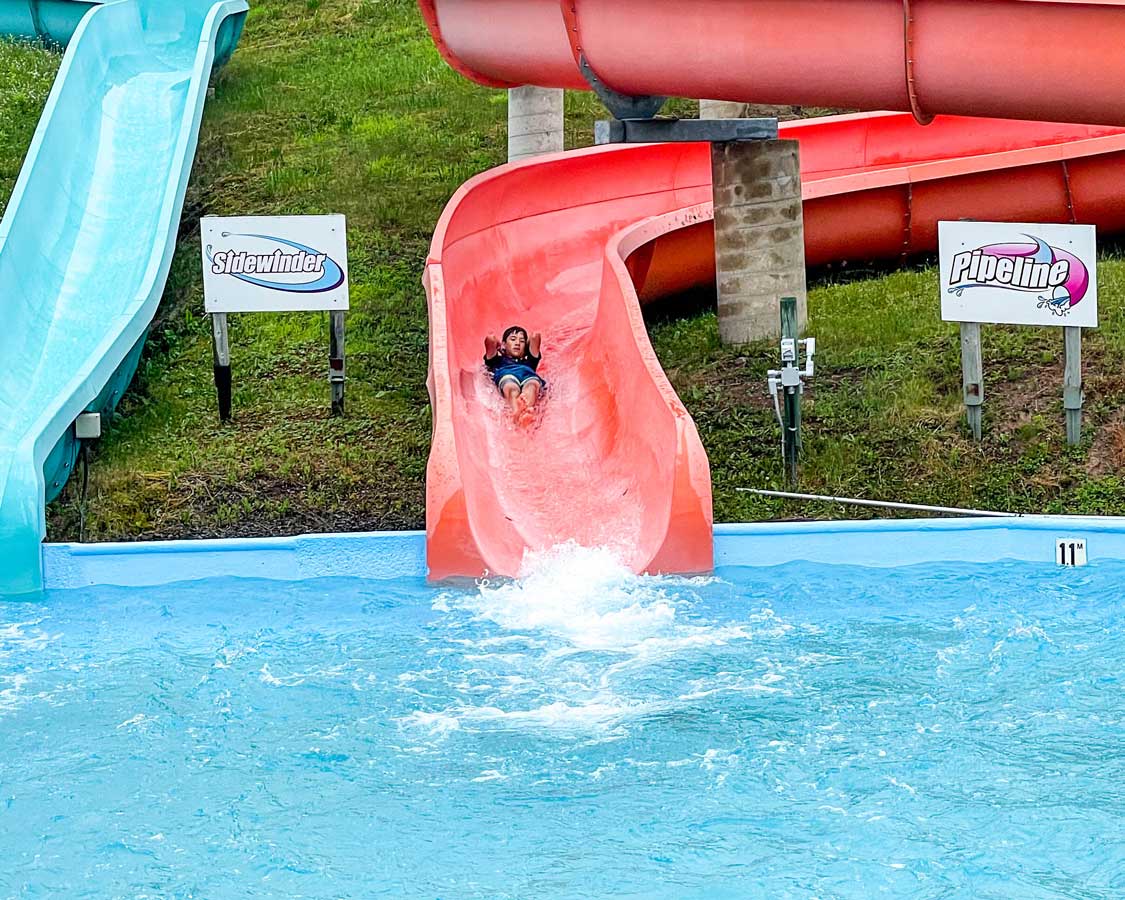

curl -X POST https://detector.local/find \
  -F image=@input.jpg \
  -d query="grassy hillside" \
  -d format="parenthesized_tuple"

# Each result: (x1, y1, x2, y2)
(1, 0, 1124, 544)
(0, 39, 57, 213)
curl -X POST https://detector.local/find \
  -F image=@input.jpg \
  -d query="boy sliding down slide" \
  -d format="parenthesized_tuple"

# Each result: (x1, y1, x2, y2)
(484, 326, 546, 426)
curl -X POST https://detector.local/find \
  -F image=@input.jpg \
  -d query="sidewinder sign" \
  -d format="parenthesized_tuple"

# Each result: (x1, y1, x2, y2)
(201, 215, 350, 313)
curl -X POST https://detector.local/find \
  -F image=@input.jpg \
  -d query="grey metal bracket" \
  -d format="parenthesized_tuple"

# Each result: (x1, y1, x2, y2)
(595, 117, 779, 145)
(579, 53, 666, 120)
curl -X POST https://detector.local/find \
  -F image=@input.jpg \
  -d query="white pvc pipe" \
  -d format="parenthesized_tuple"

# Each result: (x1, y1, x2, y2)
(738, 489, 1018, 518)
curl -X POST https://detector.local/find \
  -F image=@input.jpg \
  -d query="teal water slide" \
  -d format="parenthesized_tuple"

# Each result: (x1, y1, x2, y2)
(0, 0, 247, 594)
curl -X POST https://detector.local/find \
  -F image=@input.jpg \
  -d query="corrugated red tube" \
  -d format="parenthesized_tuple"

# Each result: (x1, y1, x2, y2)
(422, 0, 1125, 127)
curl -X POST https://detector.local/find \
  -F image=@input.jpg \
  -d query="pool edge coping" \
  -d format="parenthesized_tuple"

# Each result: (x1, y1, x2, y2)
(35, 515, 1125, 590)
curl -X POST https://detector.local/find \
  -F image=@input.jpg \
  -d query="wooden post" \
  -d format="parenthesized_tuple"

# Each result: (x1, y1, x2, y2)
(1064, 325, 1083, 446)
(960, 322, 983, 441)
(211, 312, 232, 422)
(329, 310, 346, 417)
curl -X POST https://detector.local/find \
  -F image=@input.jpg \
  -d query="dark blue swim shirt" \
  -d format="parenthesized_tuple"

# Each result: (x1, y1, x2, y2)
(485, 351, 545, 388)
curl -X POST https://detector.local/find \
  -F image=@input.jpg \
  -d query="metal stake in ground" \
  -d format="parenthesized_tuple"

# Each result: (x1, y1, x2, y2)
(211, 312, 232, 423)
(329, 310, 346, 417)
(1063, 325, 1083, 445)
(960, 322, 983, 440)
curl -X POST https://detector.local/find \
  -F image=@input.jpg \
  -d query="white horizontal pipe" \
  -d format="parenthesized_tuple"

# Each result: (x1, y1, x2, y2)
(738, 488, 1018, 518)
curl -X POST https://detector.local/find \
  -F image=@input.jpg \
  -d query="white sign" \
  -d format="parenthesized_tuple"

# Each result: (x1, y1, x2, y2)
(201, 215, 349, 313)
(1056, 537, 1088, 567)
(939, 221, 1097, 328)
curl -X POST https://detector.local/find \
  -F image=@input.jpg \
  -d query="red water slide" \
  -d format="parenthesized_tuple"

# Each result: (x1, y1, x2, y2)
(421, 0, 1125, 127)
(421, 0, 1125, 580)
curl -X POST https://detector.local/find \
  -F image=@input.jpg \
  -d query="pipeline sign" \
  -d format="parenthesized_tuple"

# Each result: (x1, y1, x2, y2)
(201, 215, 350, 313)
(939, 221, 1097, 328)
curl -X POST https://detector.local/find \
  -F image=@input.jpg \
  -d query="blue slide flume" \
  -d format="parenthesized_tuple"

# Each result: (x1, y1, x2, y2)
(0, 0, 247, 594)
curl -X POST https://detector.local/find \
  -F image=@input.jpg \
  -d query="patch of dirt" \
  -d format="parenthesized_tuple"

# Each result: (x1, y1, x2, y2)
(666, 360, 870, 425)
(983, 340, 1125, 476)
(744, 104, 853, 122)
(1086, 408, 1125, 477)
(664, 357, 775, 412)
(155, 469, 426, 538)
(985, 360, 1060, 440)
(809, 366, 867, 393)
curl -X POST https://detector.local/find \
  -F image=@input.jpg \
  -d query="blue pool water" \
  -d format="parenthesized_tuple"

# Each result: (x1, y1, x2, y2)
(3, 544, 1124, 898)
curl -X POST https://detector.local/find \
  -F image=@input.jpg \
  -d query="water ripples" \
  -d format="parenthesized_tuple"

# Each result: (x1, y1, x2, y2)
(2, 558, 1124, 897)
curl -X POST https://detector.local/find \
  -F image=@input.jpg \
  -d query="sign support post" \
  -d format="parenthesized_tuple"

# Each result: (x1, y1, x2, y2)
(329, 310, 346, 417)
(212, 312, 232, 423)
(960, 322, 984, 441)
(1063, 325, 1083, 445)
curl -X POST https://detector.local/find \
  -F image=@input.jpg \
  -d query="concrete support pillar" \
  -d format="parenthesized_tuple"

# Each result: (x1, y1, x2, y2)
(711, 139, 807, 345)
(700, 99, 751, 120)
(508, 86, 564, 162)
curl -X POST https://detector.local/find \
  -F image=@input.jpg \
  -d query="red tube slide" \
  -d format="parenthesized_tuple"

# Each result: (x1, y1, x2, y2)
(422, 0, 1125, 128)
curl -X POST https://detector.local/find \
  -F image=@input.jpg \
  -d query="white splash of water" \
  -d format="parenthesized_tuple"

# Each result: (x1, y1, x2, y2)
(402, 697, 663, 738)
(444, 541, 711, 652)
(0, 672, 29, 713)
(399, 543, 786, 741)
(0, 619, 57, 653)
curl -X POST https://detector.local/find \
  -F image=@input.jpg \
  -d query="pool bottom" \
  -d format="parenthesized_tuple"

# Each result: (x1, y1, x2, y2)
(3, 547, 1123, 898)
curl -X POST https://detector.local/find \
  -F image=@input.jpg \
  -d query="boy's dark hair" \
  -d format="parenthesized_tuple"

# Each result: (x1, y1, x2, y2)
(502, 325, 528, 343)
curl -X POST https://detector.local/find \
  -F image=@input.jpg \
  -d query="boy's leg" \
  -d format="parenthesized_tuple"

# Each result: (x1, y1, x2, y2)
(521, 381, 541, 409)
(502, 381, 523, 412)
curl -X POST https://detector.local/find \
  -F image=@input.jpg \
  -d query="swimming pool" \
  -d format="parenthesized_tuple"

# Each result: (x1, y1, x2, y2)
(4, 526, 1124, 898)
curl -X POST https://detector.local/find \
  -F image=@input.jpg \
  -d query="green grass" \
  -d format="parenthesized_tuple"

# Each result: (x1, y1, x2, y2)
(0, 38, 58, 216)
(0, 0, 1121, 542)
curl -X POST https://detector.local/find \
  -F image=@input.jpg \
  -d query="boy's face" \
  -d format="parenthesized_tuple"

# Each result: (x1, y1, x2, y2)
(504, 331, 527, 357)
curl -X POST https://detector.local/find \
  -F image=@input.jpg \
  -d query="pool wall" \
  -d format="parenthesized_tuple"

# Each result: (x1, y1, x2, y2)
(38, 516, 1125, 589)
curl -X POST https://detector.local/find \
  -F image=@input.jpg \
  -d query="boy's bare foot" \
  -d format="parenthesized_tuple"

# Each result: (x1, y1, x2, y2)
(519, 404, 539, 426)
(512, 397, 539, 427)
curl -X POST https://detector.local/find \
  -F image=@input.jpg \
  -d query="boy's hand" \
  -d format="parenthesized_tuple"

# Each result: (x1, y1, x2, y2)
(484, 334, 500, 357)
(528, 332, 542, 356)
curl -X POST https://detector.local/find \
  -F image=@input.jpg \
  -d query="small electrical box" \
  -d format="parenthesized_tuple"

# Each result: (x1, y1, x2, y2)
(75, 412, 101, 440)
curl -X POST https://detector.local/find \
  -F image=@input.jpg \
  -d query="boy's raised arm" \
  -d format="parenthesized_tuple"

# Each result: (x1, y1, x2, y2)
(484, 334, 500, 359)
(529, 332, 542, 358)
